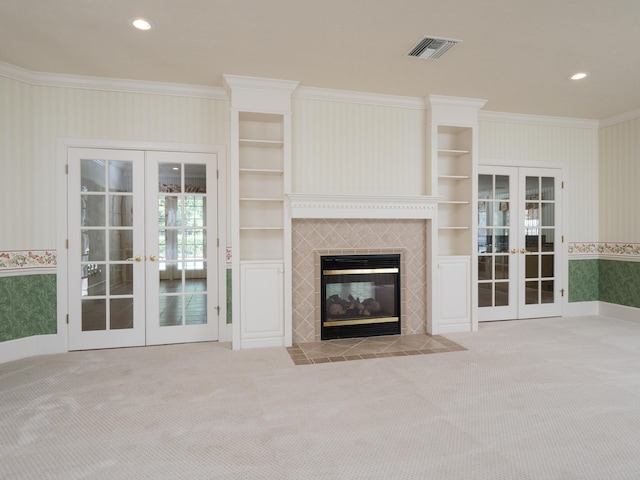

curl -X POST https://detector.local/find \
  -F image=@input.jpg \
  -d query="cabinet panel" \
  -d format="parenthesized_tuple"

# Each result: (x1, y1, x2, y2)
(240, 262, 284, 340)
(439, 256, 470, 327)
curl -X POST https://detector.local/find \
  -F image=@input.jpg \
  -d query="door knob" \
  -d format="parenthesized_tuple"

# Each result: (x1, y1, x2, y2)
(510, 248, 517, 254)
(149, 255, 158, 262)
(520, 248, 527, 254)
(126, 255, 143, 262)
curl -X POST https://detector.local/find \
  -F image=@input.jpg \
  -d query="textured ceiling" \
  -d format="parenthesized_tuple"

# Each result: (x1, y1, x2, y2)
(1, 0, 639, 119)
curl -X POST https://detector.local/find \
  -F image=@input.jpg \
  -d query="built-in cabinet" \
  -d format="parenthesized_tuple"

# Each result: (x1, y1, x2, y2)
(224, 75, 298, 349)
(426, 95, 487, 333)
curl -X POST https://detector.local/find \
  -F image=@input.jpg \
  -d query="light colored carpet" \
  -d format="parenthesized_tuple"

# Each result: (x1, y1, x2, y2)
(2, 315, 640, 479)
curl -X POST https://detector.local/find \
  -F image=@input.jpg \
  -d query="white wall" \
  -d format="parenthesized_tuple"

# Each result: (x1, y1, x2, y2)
(599, 117, 640, 243)
(478, 116, 599, 243)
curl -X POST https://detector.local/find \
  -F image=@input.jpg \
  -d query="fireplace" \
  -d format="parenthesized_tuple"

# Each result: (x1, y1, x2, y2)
(321, 254, 401, 340)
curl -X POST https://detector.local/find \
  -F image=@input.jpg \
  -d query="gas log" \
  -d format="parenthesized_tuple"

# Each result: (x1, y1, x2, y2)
(326, 294, 382, 317)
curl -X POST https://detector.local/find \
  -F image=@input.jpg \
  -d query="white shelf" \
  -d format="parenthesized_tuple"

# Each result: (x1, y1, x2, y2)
(239, 139, 283, 148)
(439, 175, 470, 180)
(240, 168, 283, 175)
(438, 226, 470, 230)
(438, 149, 470, 156)
(240, 197, 284, 202)
(439, 200, 470, 205)
(240, 226, 284, 231)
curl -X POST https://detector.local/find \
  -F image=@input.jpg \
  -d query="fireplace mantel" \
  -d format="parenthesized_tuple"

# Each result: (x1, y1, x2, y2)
(287, 194, 438, 219)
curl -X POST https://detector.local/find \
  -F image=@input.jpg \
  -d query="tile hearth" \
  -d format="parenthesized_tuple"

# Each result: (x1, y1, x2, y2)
(286, 333, 465, 365)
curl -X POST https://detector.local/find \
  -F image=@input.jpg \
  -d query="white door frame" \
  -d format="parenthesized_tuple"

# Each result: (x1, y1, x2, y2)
(56, 138, 230, 353)
(479, 158, 568, 319)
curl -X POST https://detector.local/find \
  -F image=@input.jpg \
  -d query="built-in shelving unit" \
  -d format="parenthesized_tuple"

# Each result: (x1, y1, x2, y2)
(436, 125, 474, 256)
(426, 95, 487, 334)
(224, 75, 298, 350)
(238, 112, 286, 261)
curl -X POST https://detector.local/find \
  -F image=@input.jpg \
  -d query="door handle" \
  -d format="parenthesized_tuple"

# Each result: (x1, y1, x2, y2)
(510, 248, 517, 254)
(126, 255, 144, 262)
(149, 255, 163, 262)
(520, 248, 527, 254)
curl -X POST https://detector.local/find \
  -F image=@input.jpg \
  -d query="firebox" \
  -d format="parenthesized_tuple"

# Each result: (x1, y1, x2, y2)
(321, 254, 401, 340)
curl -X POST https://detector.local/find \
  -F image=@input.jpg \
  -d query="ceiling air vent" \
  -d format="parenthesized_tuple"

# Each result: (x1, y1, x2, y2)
(407, 36, 461, 60)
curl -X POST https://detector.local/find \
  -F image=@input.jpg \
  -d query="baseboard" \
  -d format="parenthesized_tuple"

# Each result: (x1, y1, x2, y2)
(565, 301, 600, 317)
(0, 334, 66, 365)
(599, 302, 640, 324)
(240, 337, 285, 349)
(436, 323, 472, 334)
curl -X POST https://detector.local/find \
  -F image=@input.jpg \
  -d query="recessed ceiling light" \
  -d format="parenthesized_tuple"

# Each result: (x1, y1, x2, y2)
(570, 72, 590, 80)
(128, 17, 156, 31)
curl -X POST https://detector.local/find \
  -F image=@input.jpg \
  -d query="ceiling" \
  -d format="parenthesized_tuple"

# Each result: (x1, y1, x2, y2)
(1, 0, 639, 120)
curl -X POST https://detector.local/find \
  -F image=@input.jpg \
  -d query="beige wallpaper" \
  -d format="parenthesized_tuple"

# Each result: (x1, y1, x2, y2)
(291, 97, 426, 196)
(478, 118, 599, 243)
(599, 118, 640, 243)
(0, 75, 229, 250)
(2, 70, 606, 251)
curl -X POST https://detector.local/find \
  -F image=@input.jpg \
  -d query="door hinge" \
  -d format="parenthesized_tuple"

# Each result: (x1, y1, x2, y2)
(561, 181, 564, 189)
(66, 314, 69, 324)
(562, 235, 564, 243)
(66, 239, 69, 249)
(560, 288, 565, 297)
(215, 306, 221, 315)
(217, 238, 220, 247)
(65, 164, 68, 174)
(217, 169, 219, 179)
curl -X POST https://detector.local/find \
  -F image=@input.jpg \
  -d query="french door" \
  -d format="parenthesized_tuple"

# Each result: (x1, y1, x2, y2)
(68, 148, 219, 350)
(477, 166, 563, 321)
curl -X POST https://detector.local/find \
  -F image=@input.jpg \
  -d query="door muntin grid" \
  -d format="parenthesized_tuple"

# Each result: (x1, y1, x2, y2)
(478, 174, 511, 308)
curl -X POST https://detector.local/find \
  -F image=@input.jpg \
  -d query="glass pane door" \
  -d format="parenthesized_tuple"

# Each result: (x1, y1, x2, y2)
(68, 149, 146, 350)
(477, 168, 518, 321)
(518, 170, 561, 318)
(477, 166, 562, 321)
(145, 151, 219, 345)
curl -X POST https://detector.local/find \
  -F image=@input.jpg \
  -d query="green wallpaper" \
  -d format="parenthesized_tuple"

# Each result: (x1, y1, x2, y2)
(227, 268, 232, 324)
(568, 259, 599, 302)
(599, 259, 640, 308)
(0, 274, 57, 342)
(569, 258, 640, 308)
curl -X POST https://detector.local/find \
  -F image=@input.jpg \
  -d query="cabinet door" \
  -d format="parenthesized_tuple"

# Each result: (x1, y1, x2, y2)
(438, 256, 471, 330)
(240, 262, 284, 346)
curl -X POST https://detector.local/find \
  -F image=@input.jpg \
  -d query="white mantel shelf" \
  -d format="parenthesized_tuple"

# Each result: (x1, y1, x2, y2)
(287, 194, 438, 219)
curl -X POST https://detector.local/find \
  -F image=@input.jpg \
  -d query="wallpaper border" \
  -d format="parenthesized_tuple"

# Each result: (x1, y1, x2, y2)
(569, 242, 640, 258)
(0, 250, 57, 272)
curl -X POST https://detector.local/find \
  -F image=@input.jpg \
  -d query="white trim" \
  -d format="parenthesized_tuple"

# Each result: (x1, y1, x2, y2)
(600, 109, 640, 128)
(287, 193, 438, 219)
(56, 138, 229, 352)
(565, 301, 599, 317)
(0, 267, 55, 277)
(479, 110, 599, 129)
(294, 86, 424, 109)
(0, 334, 66, 365)
(0, 60, 227, 100)
(599, 302, 640, 324)
(479, 157, 569, 170)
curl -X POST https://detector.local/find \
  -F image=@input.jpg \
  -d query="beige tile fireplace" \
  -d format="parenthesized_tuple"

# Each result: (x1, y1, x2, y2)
(288, 194, 437, 344)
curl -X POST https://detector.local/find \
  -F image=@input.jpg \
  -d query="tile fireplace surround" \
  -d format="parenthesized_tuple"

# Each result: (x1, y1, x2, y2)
(288, 194, 437, 344)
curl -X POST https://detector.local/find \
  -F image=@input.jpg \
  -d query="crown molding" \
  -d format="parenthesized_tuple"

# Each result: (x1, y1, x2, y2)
(599, 109, 640, 128)
(426, 94, 488, 111)
(293, 86, 424, 109)
(479, 110, 599, 129)
(0, 60, 228, 100)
